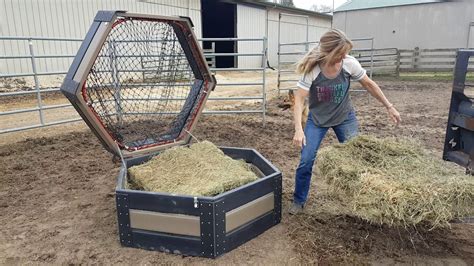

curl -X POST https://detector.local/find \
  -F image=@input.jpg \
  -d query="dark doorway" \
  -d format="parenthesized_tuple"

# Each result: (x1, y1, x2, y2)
(201, 0, 236, 68)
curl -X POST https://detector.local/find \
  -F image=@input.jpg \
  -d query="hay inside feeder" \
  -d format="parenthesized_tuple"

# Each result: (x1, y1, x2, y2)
(317, 135, 474, 229)
(128, 141, 259, 196)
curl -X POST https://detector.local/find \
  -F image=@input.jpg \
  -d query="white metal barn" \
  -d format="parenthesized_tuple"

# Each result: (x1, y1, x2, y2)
(0, 0, 331, 72)
(203, 0, 332, 68)
(333, 0, 474, 49)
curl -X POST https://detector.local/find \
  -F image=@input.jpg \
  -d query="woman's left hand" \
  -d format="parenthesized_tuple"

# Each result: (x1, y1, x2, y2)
(387, 105, 401, 125)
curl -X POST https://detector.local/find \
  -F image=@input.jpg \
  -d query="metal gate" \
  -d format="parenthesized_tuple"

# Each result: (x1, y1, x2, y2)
(0, 36, 267, 134)
(277, 37, 375, 94)
(276, 12, 374, 94)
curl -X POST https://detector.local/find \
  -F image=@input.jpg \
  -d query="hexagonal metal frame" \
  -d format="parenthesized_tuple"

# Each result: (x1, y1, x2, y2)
(61, 10, 216, 159)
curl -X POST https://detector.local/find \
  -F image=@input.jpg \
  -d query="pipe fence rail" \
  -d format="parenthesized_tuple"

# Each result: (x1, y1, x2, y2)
(276, 12, 376, 95)
(277, 35, 375, 94)
(0, 36, 267, 134)
(4, 35, 468, 135)
(350, 47, 399, 76)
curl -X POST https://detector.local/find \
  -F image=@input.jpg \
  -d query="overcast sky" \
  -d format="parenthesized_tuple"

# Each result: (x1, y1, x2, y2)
(293, 0, 347, 11)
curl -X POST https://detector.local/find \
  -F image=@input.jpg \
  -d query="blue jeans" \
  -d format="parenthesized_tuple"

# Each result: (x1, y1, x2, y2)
(293, 111, 359, 206)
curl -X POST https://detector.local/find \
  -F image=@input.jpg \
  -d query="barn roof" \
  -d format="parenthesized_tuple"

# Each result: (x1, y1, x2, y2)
(335, 0, 444, 13)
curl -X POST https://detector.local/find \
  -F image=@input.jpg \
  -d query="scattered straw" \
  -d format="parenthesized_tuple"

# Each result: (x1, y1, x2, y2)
(318, 135, 474, 229)
(128, 141, 259, 196)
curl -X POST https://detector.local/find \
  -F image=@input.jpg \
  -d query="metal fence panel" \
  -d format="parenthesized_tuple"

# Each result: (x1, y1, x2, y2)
(399, 48, 474, 72)
(0, 36, 267, 134)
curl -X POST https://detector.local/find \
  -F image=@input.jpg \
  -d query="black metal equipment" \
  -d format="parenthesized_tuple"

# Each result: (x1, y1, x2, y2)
(60, 10, 282, 258)
(443, 49, 474, 173)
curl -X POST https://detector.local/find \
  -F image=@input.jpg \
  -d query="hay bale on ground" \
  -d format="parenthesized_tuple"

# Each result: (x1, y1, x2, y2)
(128, 141, 259, 196)
(318, 135, 474, 229)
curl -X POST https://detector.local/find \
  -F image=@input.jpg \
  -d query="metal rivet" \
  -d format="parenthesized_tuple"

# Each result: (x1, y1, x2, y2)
(118, 204, 121, 207)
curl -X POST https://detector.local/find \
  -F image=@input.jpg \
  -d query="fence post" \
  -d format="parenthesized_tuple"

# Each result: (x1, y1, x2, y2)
(305, 16, 309, 53)
(109, 40, 123, 125)
(413, 47, 420, 70)
(396, 48, 401, 77)
(140, 52, 145, 81)
(277, 13, 281, 96)
(369, 38, 374, 79)
(262, 37, 267, 127)
(28, 39, 45, 125)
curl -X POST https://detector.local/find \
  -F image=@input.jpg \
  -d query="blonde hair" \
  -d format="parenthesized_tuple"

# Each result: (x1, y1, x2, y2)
(296, 29, 353, 75)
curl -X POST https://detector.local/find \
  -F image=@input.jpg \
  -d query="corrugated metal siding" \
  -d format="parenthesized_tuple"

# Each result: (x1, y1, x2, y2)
(333, 0, 474, 49)
(469, 24, 474, 48)
(237, 4, 266, 68)
(267, 8, 331, 67)
(0, 0, 201, 73)
(1, 0, 332, 72)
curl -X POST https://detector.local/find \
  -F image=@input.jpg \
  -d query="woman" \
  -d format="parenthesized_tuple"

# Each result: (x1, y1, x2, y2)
(289, 29, 401, 215)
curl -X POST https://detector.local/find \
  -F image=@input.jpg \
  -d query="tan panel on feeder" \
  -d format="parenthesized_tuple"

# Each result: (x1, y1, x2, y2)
(129, 209, 200, 237)
(225, 193, 274, 233)
(73, 23, 110, 84)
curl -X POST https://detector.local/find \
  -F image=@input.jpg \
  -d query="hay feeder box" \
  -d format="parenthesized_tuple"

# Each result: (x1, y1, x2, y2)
(60, 11, 282, 258)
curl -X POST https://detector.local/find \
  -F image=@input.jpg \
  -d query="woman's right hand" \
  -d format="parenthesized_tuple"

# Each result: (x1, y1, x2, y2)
(292, 88, 309, 149)
(293, 129, 306, 149)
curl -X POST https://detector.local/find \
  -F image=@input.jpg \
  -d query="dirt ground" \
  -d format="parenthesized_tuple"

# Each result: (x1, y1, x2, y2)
(0, 77, 473, 264)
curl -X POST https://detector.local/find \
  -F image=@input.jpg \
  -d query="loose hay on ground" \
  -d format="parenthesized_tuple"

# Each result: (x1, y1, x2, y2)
(317, 135, 474, 229)
(128, 141, 259, 196)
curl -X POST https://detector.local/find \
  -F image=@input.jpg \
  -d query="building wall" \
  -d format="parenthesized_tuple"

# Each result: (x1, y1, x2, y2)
(0, 0, 332, 72)
(0, 0, 201, 74)
(236, 4, 266, 68)
(333, 0, 474, 49)
(265, 8, 331, 67)
(231, 4, 332, 68)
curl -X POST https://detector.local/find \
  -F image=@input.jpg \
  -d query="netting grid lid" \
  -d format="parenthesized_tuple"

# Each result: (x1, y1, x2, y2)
(61, 11, 216, 158)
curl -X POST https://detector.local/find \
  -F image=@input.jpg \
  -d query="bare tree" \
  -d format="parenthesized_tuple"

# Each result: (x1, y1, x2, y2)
(310, 4, 333, 13)
(279, 0, 295, 7)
